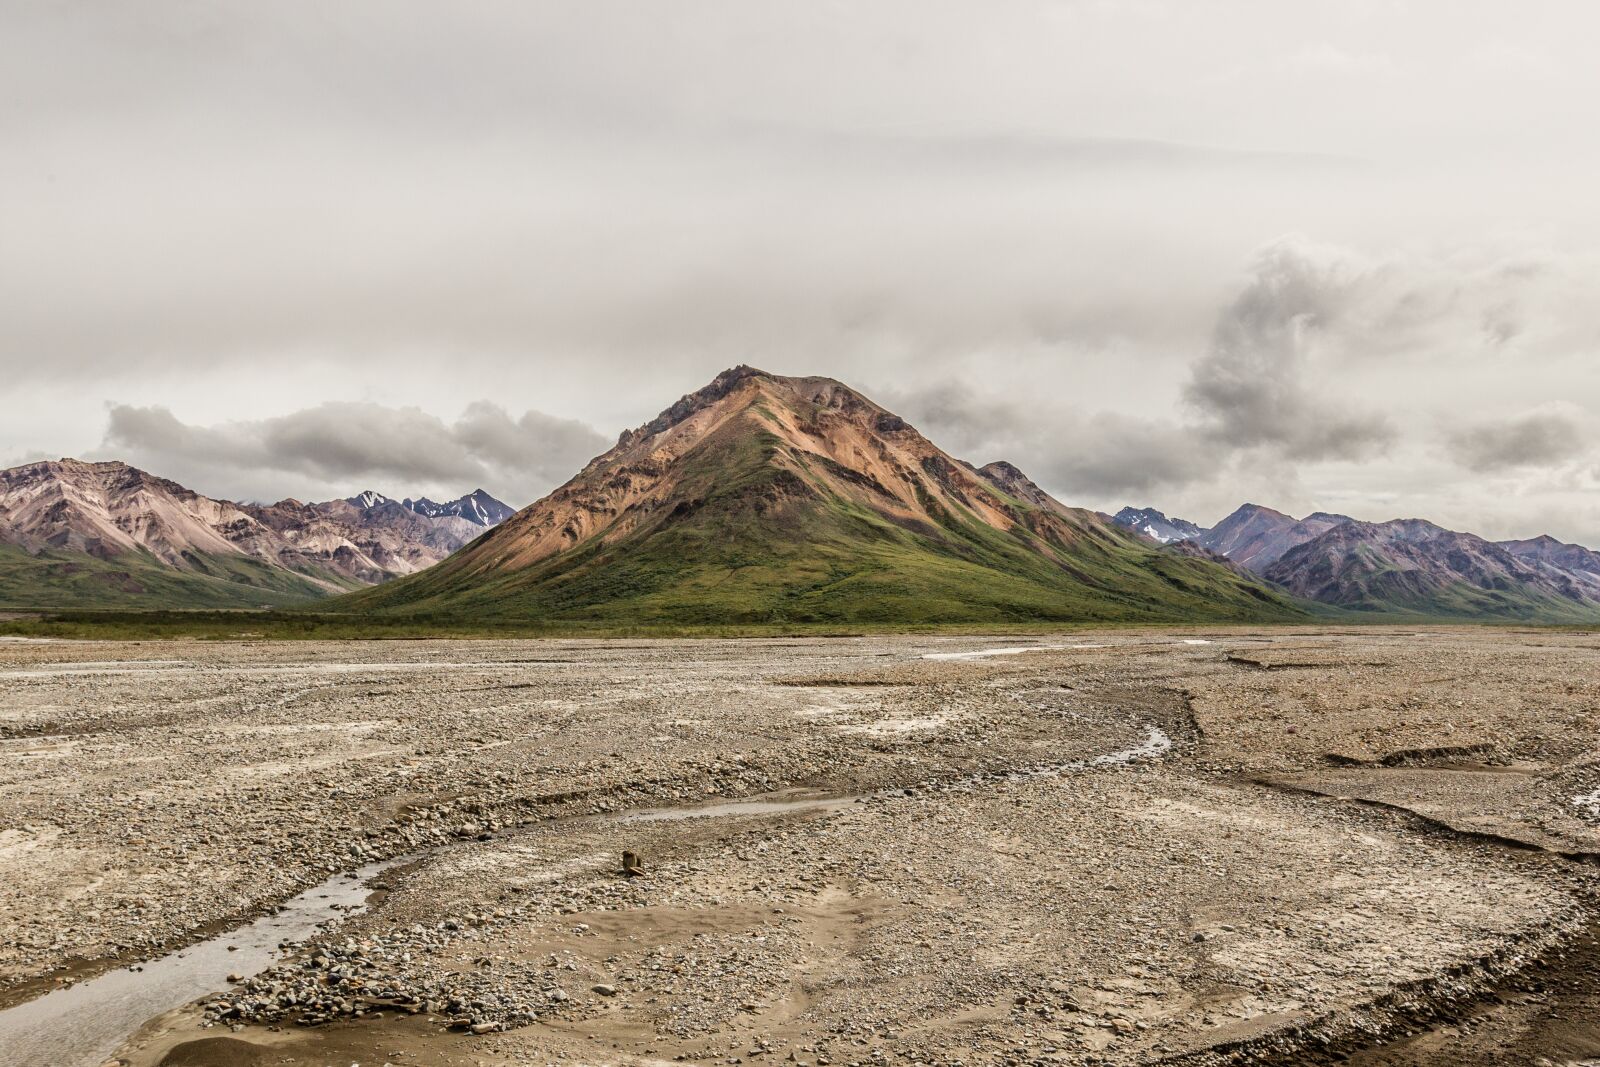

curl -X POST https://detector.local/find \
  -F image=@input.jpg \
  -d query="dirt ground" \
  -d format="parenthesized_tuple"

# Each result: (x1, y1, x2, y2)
(1, 628, 1597, 1066)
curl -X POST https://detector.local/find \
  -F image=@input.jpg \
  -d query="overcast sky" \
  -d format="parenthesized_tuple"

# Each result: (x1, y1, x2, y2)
(4, 1, 1599, 542)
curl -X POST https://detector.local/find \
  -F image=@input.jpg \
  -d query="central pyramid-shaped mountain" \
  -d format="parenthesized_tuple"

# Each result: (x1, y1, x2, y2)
(344, 367, 1304, 624)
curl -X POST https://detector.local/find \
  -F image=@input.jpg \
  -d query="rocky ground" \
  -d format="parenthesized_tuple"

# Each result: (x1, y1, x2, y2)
(1, 629, 1597, 1066)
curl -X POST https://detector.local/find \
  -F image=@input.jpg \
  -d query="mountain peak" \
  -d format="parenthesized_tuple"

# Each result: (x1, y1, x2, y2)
(8, 456, 138, 484)
(617, 365, 780, 449)
(977, 461, 1052, 508)
(1198, 503, 1345, 571)
(347, 490, 392, 510)
(1264, 516, 1600, 618)
(346, 369, 1298, 623)
(399, 490, 513, 527)
(1111, 506, 1205, 544)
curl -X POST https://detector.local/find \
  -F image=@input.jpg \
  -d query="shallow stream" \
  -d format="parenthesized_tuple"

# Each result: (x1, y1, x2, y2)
(0, 859, 401, 1067)
(0, 719, 1173, 1067)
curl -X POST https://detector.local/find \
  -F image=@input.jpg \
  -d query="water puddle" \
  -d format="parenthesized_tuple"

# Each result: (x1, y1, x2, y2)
(618, 794, 859, 823)
(1089, 724, 1173, 765)
(920, 644, 1105, 661)
(1575, 789, 1600, 818)
(922, 645, 1061, 661)
(625, 726, 1175, 817)
(0, 859, 401, 1067)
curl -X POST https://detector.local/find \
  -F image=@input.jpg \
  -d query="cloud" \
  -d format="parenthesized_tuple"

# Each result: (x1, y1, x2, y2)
(100, 401, 608, 505)
(888, 237, 1405, 503)
(5, 4, 1600, 542)
(1183, 238, 1396, 462)
(883, 383, 1218, 499)
(1446, 411, 1587, 473)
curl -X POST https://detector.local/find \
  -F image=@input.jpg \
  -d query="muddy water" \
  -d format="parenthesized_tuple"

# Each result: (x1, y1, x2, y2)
(0, 859, 400, 1067)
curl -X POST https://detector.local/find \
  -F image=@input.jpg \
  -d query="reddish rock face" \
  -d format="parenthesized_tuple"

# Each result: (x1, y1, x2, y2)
(401, 366, 1125, 579)
(347, 366, 1305, 624)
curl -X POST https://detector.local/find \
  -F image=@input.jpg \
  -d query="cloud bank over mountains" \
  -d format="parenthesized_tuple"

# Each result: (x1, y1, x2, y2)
(885, 237, 1600, 540)
(4, 2, 1600, 540)
(100, 402, 608, 507)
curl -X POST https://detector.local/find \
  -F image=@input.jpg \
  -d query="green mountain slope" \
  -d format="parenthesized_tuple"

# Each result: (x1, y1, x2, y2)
(0, 543, 335, 611)
(340, 368, 1311, 625)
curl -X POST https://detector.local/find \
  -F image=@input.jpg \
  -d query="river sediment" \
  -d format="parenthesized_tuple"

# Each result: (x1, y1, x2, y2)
(0, 629, 1594, 1066)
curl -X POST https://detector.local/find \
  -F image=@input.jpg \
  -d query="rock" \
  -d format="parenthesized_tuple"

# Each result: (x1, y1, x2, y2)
(593, 983, 618, 996)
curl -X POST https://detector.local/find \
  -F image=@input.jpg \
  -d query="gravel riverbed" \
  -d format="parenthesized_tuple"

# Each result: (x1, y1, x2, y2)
(1, 629, 1596, 1066)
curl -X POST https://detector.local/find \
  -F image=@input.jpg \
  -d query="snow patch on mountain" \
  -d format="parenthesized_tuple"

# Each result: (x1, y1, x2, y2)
(1113, 507, 1205, 544)
(347, 490, 391, 510)
(400, 489, 514, 527)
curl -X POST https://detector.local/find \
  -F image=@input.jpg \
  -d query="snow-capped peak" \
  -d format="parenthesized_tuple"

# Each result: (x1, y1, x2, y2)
(1113, 506, 1205, 544)
(347, 490, 392, 510)
(397, 489, 514, 527)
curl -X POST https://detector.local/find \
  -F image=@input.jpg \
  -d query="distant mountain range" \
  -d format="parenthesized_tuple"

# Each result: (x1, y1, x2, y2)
(0, 459, 509, 609)
(341, 367, 1304, 625)
(350, 489, 516, 527)
(1111, 507, 1205, 544)
(6, 370, 1598, 623)
(1113, 501, 1600, 621)
(1196, 504, 1353, 571)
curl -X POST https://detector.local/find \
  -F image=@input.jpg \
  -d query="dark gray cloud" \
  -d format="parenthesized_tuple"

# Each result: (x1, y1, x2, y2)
(100, 401, 608, 505)
(1447, 412, 1586, 473)
(1183, 240, 1396, 462)
(886, 238, 1403, 505)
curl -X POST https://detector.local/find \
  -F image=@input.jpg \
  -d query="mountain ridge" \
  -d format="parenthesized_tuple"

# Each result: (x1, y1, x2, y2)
(1263, 517, 1600, 620)
(399, 489, 515, 526)
(1197, 504, 1351, 572)
(1112, 506, 1205, 544)
(0, 458, 506, 609)
(341, 367, 1307, 624)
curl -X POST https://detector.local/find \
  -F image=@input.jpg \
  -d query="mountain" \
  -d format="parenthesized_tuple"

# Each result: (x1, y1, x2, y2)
(975, 461, 1057, 509)
(1112, 506, 1205, 544)
(401, 489, 515, 527)
(341, 367, 1308, 625)
(1158, 537, 1254, 577)
(1262, 518, 1600, 620)
(242, 496, 487, 586)
(347, 490, 393, 510)
(0, 459, 340, 609)
(1497, 535, 1600, 600)
(1197, 504, 1351, 572)
(0, 459, 498, 609)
